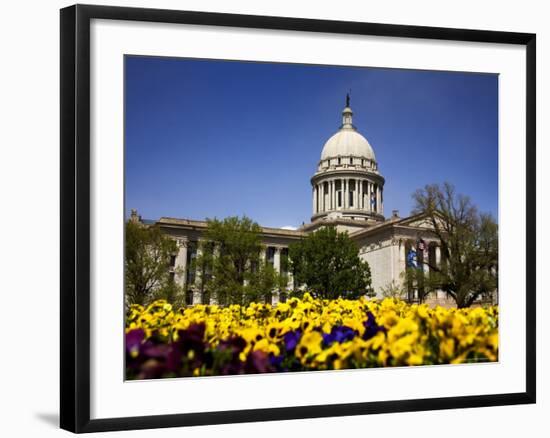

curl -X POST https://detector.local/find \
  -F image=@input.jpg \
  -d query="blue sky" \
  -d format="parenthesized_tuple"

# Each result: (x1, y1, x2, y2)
(125, 56, 498, 228)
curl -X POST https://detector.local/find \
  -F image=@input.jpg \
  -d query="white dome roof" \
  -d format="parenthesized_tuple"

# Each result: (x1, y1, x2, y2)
(320, 101, 376, 161)
(321, 128, 376, 161)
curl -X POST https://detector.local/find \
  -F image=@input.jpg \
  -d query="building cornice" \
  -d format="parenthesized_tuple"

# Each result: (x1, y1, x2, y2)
(156, 217, 307, 239)
(309, 210, 385, 224)
(310, 169, 385, 186)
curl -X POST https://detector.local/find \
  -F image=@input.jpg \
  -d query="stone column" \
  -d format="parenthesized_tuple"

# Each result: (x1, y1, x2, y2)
(175, 238, 188, 289)
(193, 243, 203, 305)
(330, 180, 334, 210)
(274, 247, 281, 273)
(272, 247, 282, 305)
(358, 179, 363, 209)
(312, 185, 317, 214)
(260, 246, 267, 264)
(367, 182, 371, 212)
(344, 178, 349, 209)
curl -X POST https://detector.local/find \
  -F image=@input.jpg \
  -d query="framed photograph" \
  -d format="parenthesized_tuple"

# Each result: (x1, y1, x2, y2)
(60, 4, 536, 433)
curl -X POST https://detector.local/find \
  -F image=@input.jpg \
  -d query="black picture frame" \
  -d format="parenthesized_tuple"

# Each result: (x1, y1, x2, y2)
(60, 4, 536, 433)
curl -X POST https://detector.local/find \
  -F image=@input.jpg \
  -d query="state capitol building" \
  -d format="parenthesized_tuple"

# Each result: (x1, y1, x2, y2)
(131, 97, 461, 307)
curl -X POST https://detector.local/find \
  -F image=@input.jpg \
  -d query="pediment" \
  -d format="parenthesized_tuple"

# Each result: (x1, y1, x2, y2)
(395, 212, 445, 230)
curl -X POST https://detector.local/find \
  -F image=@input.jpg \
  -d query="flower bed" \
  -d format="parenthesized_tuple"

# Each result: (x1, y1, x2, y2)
(125, 294, 498, 379)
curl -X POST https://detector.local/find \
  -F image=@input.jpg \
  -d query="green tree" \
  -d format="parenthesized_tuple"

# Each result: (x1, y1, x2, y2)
(379, 280, 406, 299)
(245, 262, 287, 304)
(408, 182, 498, 308)
(193, 216, 287, 306)
(125, 221, 179, 306)
(188, 240, 215, 304)
(288, 226, 372, 299)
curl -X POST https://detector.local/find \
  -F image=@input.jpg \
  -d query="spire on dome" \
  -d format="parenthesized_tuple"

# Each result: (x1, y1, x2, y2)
(342, 92, 354, 128)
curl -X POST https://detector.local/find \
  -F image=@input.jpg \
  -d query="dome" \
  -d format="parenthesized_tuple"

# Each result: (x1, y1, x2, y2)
(321, 128, 376, 161)
(320, 101, 376, 161)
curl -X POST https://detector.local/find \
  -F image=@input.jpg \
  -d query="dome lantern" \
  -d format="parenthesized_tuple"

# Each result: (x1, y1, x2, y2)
(342, 93, 354, 128)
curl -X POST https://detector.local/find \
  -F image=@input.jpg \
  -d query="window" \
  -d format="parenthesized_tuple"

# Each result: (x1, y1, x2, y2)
(338, 157, 341, 165)
(266, 247, 275, 266)
(185, 289, 193, 306)
(335, 180, 342, 208)
(169, 254, 176, 267)
(169, 272, 175, 283)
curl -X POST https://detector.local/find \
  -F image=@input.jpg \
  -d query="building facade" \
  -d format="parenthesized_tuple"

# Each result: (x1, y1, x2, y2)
(133, 97, 492, 307)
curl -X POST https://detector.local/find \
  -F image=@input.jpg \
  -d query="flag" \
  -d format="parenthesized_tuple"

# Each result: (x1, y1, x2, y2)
(407, 250, 417, 268)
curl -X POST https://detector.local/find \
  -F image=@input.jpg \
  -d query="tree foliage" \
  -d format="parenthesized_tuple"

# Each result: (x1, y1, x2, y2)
(288, 226, 372, 300)
(125, 221, 179, 306)
(409, 182, 498, 308)
(379, 280, 407, 300)
(193, 216, 287, 306)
